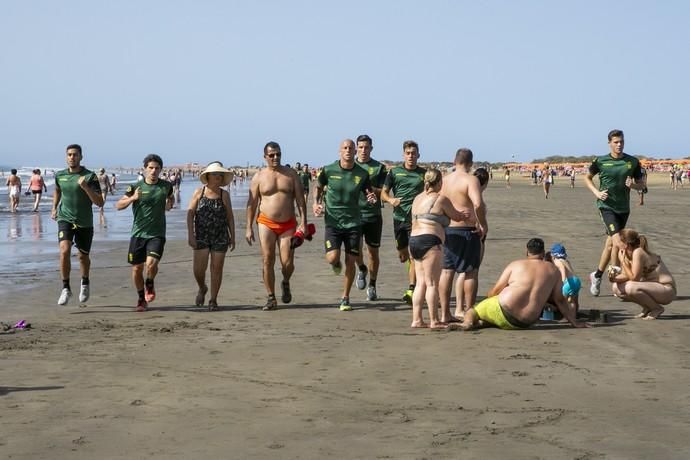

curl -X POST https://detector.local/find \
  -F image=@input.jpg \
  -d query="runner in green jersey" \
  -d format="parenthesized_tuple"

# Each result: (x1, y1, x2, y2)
(381, 140, 426, 304)
(52, 144, 104, 306)
(354, 135, 388, 301)
(314, 139, 376, 311)
(584, 129, 644, 296)
(116, 154, 174, 311)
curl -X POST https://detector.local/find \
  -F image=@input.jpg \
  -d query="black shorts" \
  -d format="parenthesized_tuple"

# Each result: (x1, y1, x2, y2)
(393, 220, 412, 251)
(57, 221, 94, 254)
(31, 189, 42, 195)
(128, 236, 166, 265)
(360, 216, 383, 248)
(599, 208, 629, 236)
(324, 226, 361, 256)
(409, 234, 442, 260)
(442, 227, 482, 273)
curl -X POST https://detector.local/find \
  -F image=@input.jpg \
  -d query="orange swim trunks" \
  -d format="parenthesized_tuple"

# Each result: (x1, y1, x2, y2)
(257, 213, 297, 236)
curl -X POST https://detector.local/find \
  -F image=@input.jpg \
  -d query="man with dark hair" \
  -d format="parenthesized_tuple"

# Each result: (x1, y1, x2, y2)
(314, 139, 376, 311)
(381, 140, 426, 303)
(5, 168, 22, 212)
(584, 129, 644, 296)
(354, 134, 388, 301)
(460, 238, 589, 330)
(52, 144, 104, 305)
(299, 163, 311, 204)
(438, 148, 488, 322)
(116, 153, 174, 311)
(246, 141, 307, 310)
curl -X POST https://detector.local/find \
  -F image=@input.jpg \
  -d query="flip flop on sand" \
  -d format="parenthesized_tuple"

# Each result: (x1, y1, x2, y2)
(263, 295, 278, 311)
(208, 299, 219, 312)
(195, 285, 208, 307)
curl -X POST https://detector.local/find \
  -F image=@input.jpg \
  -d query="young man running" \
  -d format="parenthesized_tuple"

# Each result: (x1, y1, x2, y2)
(584, 129, 644, 296)
(116, 154, 174, 311)
(354, 134, 388, 301)
(381, 140, 426, 304)
(52, 144, 104, 305)
(314, 139, 376, 311)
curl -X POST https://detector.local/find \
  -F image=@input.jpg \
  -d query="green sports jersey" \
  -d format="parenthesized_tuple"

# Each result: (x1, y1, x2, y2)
(589, 153, 642, 214)
(317, 161, 372, 229)
(383, 165, 426, 223)
(356, 158, 387, 222)
(298, 170, 311, 192)
(55, 167, 101, 228)
(125, 179, 173, 238)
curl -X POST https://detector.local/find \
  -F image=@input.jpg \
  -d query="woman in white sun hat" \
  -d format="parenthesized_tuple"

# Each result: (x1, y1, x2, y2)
(187, 161, 236, 310)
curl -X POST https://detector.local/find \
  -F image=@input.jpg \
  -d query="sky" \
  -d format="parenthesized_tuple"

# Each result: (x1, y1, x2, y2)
(2, 0, 689, 168)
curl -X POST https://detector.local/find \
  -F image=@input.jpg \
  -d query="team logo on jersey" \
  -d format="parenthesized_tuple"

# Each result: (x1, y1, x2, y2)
(626, 162, 632, 169)
(354, 176, 361, 185)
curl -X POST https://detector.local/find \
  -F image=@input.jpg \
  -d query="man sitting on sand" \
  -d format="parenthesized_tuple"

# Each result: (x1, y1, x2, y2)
(460, 238, 589, 330)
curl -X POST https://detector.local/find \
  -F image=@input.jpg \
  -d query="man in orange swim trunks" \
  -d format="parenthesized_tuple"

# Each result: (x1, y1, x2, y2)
(246, 141, 308, 310)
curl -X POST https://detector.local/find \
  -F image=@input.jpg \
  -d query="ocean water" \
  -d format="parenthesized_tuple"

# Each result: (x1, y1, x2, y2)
(0, 174, 250, 288)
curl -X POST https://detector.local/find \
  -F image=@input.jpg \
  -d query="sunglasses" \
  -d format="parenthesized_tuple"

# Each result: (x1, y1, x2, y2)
(266, 153, 281, 159)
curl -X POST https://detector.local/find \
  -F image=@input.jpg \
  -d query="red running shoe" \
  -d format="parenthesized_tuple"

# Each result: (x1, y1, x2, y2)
(144, 285, 156, 303)
(136, 299, 148, 312)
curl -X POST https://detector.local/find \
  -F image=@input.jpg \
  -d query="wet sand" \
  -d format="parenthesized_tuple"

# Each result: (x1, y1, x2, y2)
(2, 173, 690, 459)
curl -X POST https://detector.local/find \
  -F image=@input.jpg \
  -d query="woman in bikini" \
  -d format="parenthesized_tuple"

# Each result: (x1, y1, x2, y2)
(609, 228, 675, 319)
(187, 162, 235, 310)
(409, 169, 469, 330)
(542, 164, 552, 199)
(29, 169, 48, 212)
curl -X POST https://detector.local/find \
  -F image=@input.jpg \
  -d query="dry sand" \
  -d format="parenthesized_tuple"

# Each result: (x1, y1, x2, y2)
(2, 173, 690, 459)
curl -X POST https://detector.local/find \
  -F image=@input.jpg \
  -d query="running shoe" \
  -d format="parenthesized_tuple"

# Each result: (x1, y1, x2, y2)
(339, 297, 352, 311)
(145, 285, 156, 303)
(136, 299, 148, 312)
(79, 283, 90, 303)
(366, 285, 378, 301)
(589, 271, 601, 297)
(356, 267, 368, 290)
(331, 261, 342, 275)
(402, 289, 414, 305)
(281, 280, 292, 304)
(57, 288, 72, 306)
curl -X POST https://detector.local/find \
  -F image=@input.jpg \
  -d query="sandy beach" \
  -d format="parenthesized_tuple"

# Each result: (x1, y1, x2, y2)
(2, 173, 690, 459)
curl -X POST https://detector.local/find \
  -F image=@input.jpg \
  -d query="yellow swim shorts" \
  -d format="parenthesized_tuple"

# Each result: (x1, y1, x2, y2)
(473, 296, 527, 330)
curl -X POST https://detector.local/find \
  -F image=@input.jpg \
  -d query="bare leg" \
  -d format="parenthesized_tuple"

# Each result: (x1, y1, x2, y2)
(59, 240, 72, 282)
(257, 224, 278, 296)
(208, 250, 226, 304)
(439, 269, 455, 323)
(462, 270, 479, 314)
(423, 247, 444, 328)
(597, 236, 613, 273)
(192, 248, 210, 292)
(453, 272, 466, 317)
(132, 264, 145, 292)
(277, 232, 295, 284)
(411, 258, 426, 327)
(343, 252, 356, 299)
(460, 307, 479, 330)
(145, 256, 160, 281)
(78, 250, 91, 279)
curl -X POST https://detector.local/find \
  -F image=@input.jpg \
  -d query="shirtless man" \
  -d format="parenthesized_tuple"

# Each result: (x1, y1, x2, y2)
(439, 148, 488, 323)
(97, 168, 112, 205)
(246, 141, 307, 310)
(6, 169, 22, 212)
(461, 238, 589, 330)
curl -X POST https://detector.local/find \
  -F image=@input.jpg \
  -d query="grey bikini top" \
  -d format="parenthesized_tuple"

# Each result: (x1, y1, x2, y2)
(413, 195, 450, 227)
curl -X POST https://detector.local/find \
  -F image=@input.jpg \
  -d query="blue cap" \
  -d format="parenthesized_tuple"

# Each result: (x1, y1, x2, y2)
(550, 243, 567, 259)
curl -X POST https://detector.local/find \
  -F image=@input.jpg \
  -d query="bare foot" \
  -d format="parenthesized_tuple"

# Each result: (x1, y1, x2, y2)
(643, 307, 664, 320)
(195, 285, 208, 307)
(635, 311, 648, 318)
(208, 299, 219, 311)
(410, 321, 428, 328)
(429, 322, 449, 331)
